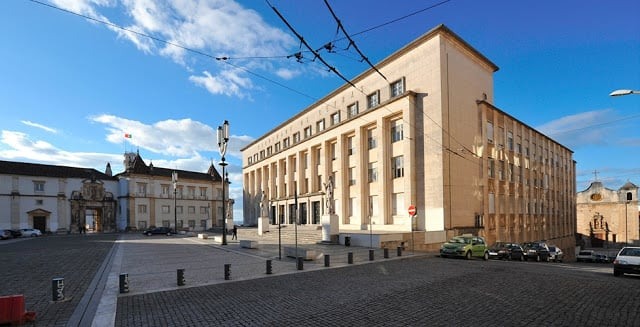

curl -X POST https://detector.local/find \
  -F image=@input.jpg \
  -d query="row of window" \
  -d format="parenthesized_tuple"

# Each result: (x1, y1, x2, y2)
(248, 79, 406, 166)
(137, 219, 209, 230)
(487, 159, 571, 188)
(486, 121, 568, 168)
(137, 204, 210, 214)
(135, 183, 214, 198)
(487, 193, 570, 215)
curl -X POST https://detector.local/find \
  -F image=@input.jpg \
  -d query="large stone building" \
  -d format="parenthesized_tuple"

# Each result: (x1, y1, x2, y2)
(0, 153, 231, 233)
(241, 24, 576, 252)
(577, 180, 639, 246)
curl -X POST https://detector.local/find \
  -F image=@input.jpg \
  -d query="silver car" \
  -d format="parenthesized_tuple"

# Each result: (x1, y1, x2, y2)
(20, 228, 42, 237)
(548, 246, 564, 262)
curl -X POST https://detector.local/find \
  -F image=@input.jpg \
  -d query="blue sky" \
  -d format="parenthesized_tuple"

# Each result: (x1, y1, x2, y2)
(1, 0, 639, 220)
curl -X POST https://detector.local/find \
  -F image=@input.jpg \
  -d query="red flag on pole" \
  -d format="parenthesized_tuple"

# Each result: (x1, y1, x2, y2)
(124, 133, 132, 138)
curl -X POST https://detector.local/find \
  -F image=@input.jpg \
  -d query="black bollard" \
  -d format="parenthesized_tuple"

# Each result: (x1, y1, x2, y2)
(369, 249, 375, 261)
(348, 252, 354, 264)
(177, 269, 185, 286)
(119, 273, 129, 293)
(324, 254, 331, 267)
(384, 248, 389, 258)
(297, 256, 304, 270)
(266, 260, 273, 275)
(224, 264, 231, 280)
(397, 246, 402, 257)
(51, 278, 65, 302)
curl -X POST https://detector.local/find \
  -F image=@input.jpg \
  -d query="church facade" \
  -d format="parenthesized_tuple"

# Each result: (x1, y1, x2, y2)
(577, 180, 639, 246)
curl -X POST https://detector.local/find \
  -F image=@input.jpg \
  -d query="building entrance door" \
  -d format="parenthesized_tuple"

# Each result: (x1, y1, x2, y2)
(312, 201, 320, 224)
(300, 203, 307, 225)
(33, 216, 46, 233)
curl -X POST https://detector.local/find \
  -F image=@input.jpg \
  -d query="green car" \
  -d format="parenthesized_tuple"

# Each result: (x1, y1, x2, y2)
(440, 234, 489, 260)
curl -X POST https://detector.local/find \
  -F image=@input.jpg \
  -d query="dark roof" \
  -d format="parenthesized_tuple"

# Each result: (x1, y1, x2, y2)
(115, 153, 222, 182)
(620, 181, 638, 191)
(0, 160, 116, 180)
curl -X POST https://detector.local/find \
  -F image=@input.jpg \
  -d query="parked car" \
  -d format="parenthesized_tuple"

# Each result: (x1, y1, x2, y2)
(20, 228, 42, 237)
(0, 229, 12, 240)
(142, 227, 173, 236)
(8, 229, 22, 238)
(440, 234, 489, 260)
(613, 247, 640, 277)
(576, 250, 596, 262)
(595, 254, 612, 263)
(488, 242, 524, 261)
(522, 241, 550, 262)
(548, 246, 564, 262)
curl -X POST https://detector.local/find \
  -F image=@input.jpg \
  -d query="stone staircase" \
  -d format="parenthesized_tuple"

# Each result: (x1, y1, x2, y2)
(237, 225, 322, 245)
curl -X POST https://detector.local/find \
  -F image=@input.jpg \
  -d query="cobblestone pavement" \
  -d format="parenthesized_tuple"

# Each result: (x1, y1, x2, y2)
(3, 230, 640, 327)
(0, 234, 118, 326)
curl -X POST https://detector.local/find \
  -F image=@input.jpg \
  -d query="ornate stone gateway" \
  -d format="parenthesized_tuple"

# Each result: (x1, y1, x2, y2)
(69, 178, 116, 233)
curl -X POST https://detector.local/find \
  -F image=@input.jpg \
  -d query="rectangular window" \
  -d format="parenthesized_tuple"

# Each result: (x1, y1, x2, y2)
(283, 138, 290, 148)
(177, 206, 183, 214)
(347, 136, 355, 156)
(200, 187, 207, 198)
(35, 199, 43, 205)
(162, 205, 170, 214)
(200, 206, 209, 214)
(390, 78, 404, 97)
(200, 220, 207, 227)
(138, 221, 147, 229)
(162, 220, 171, 228)
(368, 162, 378, 182)
(367, 128, 377, 149)
(188, 206, 196, 214)
(161, 185, 169, 196)
(392, 156, 404, 178)
(293, 132, 301, 144)
(188, 187, 196, 198)
(267, 146, 272, 156)
(275, 142, 281, 152)
(349, 167, 356, 185)
(509, 163, 514, 182)
(304, 126, 312, 139)
(331, 112, 340, 126)
(33, 181, 45, 193)
(391, 120, 403, 142)
(367, 91, 379, 109)
(137, 183, 147, 196)
(369, 195, 379, 217)
(487, 122, 494, 143)
(392, 193, 404, 215)
(349, 197, 355, 217)
(488, 158, 495, 178)
(138, 204, 147, 213)
(498, 161, 505, 180)
(507, 131, 514, 151)
(316, 119, 325, 133)
(330, 143, 337, 160)
(188, 220, 196, 228)
(347, 102, 359, 118)
(488, 193, 495, 214)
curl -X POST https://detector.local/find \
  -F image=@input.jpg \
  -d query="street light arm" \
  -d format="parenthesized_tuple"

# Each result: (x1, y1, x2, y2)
(610, 89, 640, 97)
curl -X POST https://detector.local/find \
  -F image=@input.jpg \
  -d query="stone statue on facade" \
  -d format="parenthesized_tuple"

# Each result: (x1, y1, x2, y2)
(323, 176, 334, 214)
(260, 190, 268, 217)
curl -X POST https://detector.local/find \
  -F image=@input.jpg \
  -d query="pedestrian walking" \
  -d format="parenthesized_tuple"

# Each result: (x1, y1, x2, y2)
(232, 225, 238, 240)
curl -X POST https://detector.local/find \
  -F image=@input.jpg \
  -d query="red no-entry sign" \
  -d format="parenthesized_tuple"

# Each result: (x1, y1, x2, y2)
(408, 205, 417, 216)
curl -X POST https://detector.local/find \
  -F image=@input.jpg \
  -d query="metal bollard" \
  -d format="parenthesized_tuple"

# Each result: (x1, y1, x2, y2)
(177, 269, 185, 286)
(119, 273, 129, 293)
(297, 257, 304, 270)
(52, 278, 65, 302)
(266, 260, 273, 275)
(224, 264, 231, 280)
(348, 252, 354, 264)
(324, 254, 331, 267)
(369, 249, 375, 261)
(397, 246, 403, 257)
(384, 248, 389, 258)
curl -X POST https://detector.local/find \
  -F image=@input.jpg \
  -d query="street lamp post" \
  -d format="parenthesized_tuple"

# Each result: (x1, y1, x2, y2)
(172, 171, 178, 234)
(217, 120, 230, 246)
(610, 89, 640, 97)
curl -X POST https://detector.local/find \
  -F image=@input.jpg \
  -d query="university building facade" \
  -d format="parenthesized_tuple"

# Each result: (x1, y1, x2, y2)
(241, 25, 576, 252)
(0, 152, 230, 233)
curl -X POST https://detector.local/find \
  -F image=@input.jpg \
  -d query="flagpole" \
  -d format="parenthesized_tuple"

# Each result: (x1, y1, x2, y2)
(294, 191, 298, 262)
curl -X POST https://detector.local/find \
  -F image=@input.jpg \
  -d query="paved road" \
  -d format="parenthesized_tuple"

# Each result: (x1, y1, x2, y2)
(2, 231, 639, 326)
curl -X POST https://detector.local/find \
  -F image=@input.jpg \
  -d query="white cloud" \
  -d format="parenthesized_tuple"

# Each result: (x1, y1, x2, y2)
(21, 121, 59, 134)
(275, 68, 301, 80)
(536, 109, 620, 148)
(51, 0, 297, 98)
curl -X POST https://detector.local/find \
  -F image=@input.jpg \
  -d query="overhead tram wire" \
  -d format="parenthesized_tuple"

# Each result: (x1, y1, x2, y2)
(323, 0, 386, 81)
(31, 0, 475, 167)
(266, 0, 356, 88)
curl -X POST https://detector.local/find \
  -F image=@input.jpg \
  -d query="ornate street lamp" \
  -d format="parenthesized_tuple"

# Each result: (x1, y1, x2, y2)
(217, 120, 230, 245)
(172, 171, 178, 234)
